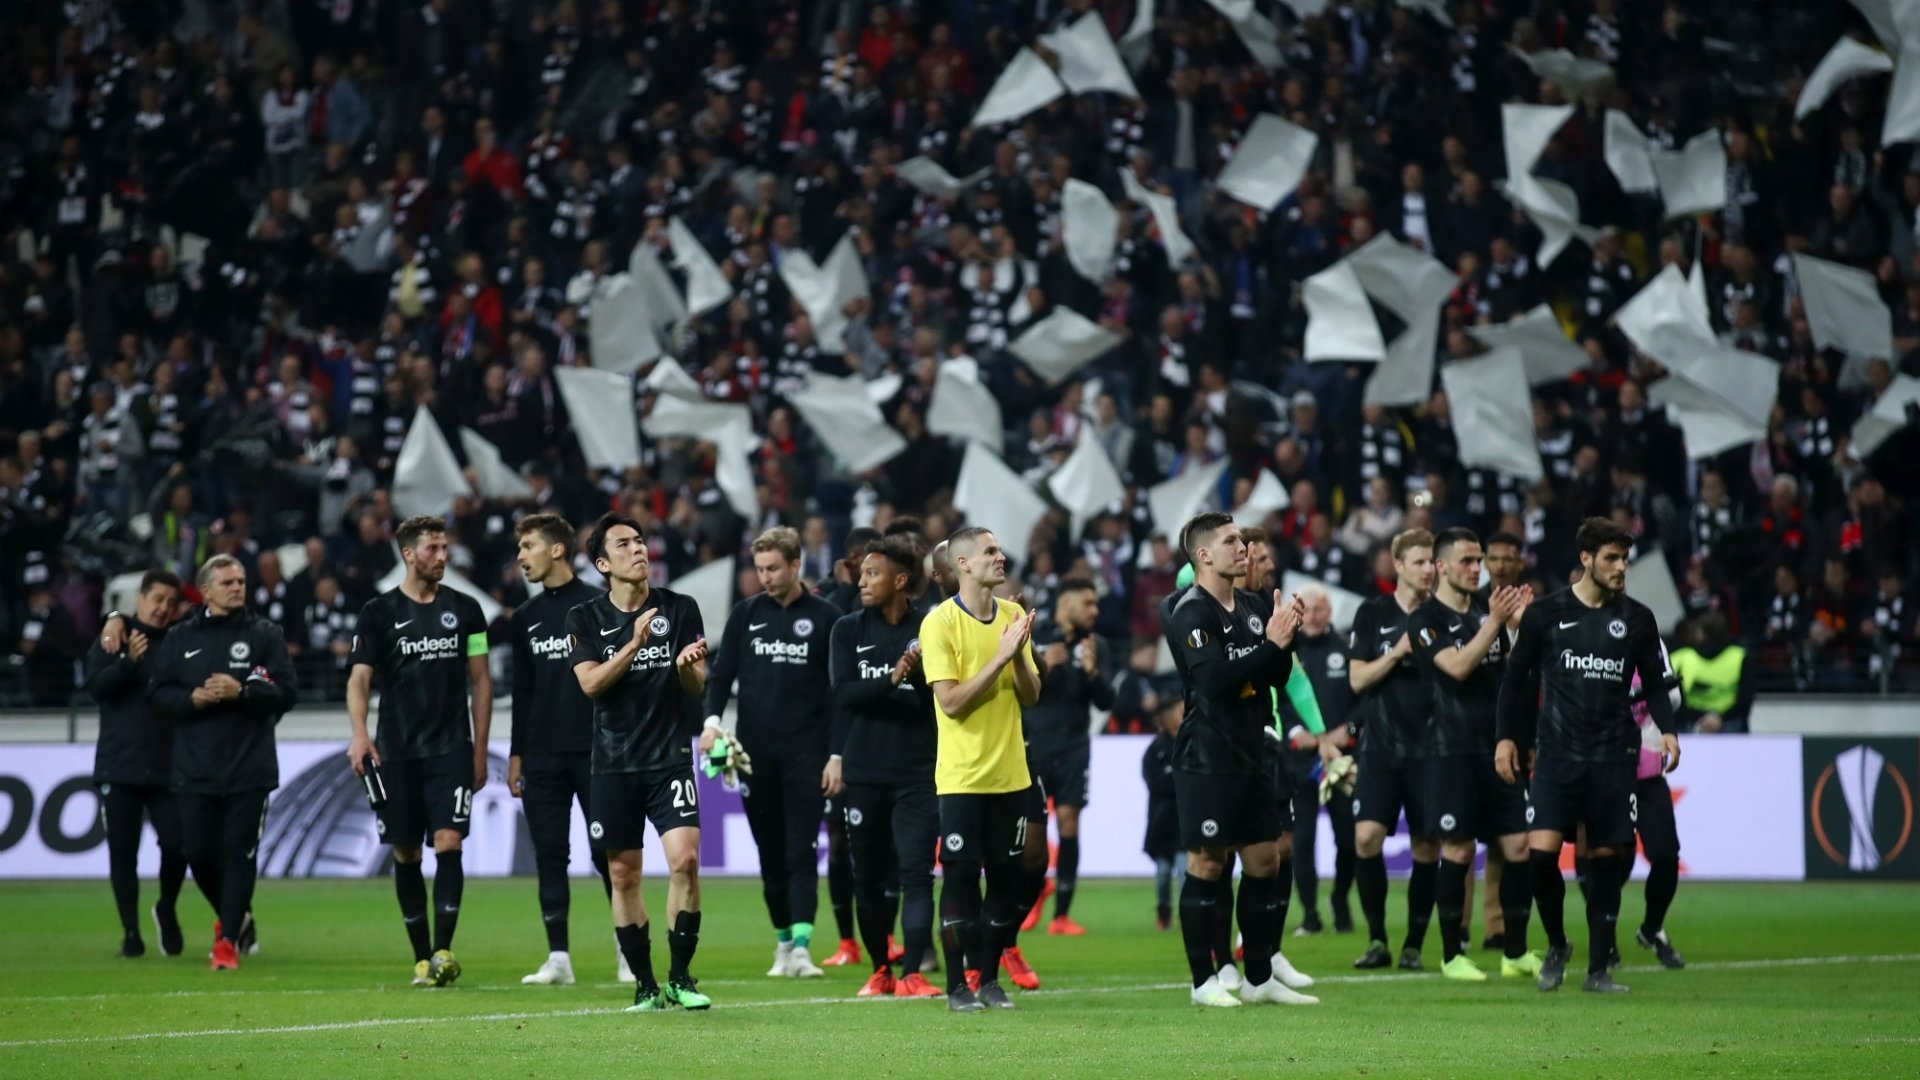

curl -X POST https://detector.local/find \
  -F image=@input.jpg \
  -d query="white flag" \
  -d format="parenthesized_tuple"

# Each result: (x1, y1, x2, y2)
(1119, 168, 1196, 266)
(1216, 114, 1319, 212)
(1234, 467, 1292, 526)
(784, 372, 908, 474)
(1441, 348, 1545, 483)
(1514, 47, 1615, 97)
(1466, 304, 1588, 385)
(779, 232, 869, 354)
(1039, 13, 1141, 98)
(1797, 36, 1894, 120)
(1047, 429, 1127, 537)
(458, 428, 532, 501)
(642, 392, 759, 517)
(553, 366, 642, 471)
(1848, 374, 1920, 459)
(1303, 261, 1387, 362)
(1148, 459, 1226, 534)
(952, 440, 1052, 569)
(897, 157, 989, 200)
(588, 274, 663, 373)
(970, 47, 1066, 128)
(1119, 0, 1155, 69)
(668, 218, 732, 319)
(1650, 130, 1728, 218)
(926, 356, 1005, 453)
(1603, 109, 1658, 192)
(669, 555, 736, 650)
(1061, 178, 1120, 282)
(1347, 234, 1455, 407)
(641, 357, 704, 401)
(628, 239, 688, 330)
(1794, 253, 1895, 367)
(392, 408, 471, 520)
(1009, 307, 1124, 382)
(1885, 46, 1920, 145)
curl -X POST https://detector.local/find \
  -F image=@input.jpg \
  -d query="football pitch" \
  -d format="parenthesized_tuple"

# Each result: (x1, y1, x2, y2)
(1, 878, 1914, 1078)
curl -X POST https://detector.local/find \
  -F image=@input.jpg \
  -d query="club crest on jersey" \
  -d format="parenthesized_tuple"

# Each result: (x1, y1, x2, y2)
(794, 618, 814, 637)
(1248, 615, 1264, 636)
(589, 821, 604, 839)
(847, 808, 864, 827)
(1201, 819, 1219, 838)
(1608, 618, 1627, 639)
(1327, 653, 1347, 673)
(649, 615, 671, 637)
(441, 611, 459, 629)
(229, 641, 251, 662)
(1187, 628, 1209, 649)
(1440, 813, 1457, 832)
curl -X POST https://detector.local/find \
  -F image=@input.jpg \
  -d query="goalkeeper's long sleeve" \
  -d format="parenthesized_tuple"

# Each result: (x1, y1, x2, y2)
(1270, 665, 1326, 735)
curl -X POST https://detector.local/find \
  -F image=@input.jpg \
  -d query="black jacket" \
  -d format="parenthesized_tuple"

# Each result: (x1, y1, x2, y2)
(86, 617, 172, 785)
(148, 607, 297, 794)
(1142, 731, 1179, 859)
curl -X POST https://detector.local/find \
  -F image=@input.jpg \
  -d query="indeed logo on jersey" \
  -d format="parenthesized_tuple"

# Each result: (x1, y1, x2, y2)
(530, 635, 569, 659)
(1227, 643, 1262, 660)
(1560, 650, 1626, 680)
(398, 635, 461, 660)
(607, 642, 674, 669)
(751, 638, 811, 663)
(857, 659, 913, 688)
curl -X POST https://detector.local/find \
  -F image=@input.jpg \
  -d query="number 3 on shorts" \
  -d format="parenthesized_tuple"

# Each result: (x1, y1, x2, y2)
(672, 778, 697, 808)
(1628, 791, 1638, 823)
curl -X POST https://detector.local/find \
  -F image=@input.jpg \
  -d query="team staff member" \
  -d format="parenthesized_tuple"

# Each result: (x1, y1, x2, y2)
(509, 513, 618, 987)
(920, 526, 1042, 1013)
(1347, 529, 1438, 972)
(1472, 531, 1527, 949)
(346, 516, 493, 988)
(830, 536, 943, 999)
(149, 555, 297, 972)
(1164, 512, 1315, 1007)
(91, 570, 189, 958)
(703, 526, 845, 979)
(1025, 578, 1113, 937)
(568, 512, 712, 1012)
(1286, 585, 1355, 937)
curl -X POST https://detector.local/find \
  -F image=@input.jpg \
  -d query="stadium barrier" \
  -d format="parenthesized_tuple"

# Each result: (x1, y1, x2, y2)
(4, 734, 1911, 881)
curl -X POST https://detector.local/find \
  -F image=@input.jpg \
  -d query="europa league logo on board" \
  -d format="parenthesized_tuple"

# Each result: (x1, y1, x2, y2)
(1803, 739, 1918, 881)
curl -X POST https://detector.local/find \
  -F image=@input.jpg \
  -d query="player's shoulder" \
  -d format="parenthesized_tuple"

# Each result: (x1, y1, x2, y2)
(447, 588, 486, 617)
(359, 589, 396, 618)
(801, 592, 842, 618)
(1619, 594, 1659, 628)
(567, 591, 613, 624)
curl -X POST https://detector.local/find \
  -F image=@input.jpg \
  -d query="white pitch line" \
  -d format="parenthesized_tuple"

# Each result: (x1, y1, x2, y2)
(2, 952, 1915, 1050)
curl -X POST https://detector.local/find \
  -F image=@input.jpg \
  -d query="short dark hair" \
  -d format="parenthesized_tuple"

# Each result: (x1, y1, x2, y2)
(1433, 527, 1479, 560)
(948, 525, 995, 557)
(1575, 516, 1633, 556)
(1057, 576, 1097, 597)
(515, 512, 574, 551)
(587, 511, 645, 565)
(843, 526, 881, 561)
(1485, 530, 1524, 552)
(395, 514, 446, 553)
(1179, 511, 1235, 562)
(139, 568, 182, 595)
(883, 515, 926, 540)
(870, 534, 922, 588)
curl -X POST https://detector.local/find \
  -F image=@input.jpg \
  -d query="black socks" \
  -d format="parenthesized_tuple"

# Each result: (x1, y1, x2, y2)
(431, 851, 463, 953)
(1055, 836, 1080, 918)
(1179, 873, 1220, 988)
(1531, 848, 1568, 950)
(1436, 859, 1470, 962)
(1403, 858, 1436, 954)
(668, 909, 700, 981)
(1357, 853, 1388, 942)
(393, 860, 431, 962)
(1237, 874, 1279, 986)
(1500, 851, 1534, 961)
(615, 922, 655, 990)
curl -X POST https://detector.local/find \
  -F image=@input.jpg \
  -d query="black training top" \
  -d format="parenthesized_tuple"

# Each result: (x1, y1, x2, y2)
(87, 617, 172, 785)
(509, 577, 600, 757)
(148, 607, 296, 794)
(1496, 587, 1674, 762)
(565, 587, 705, 775)
(350, 587, 488, 762)
(1165, 584, 1291, 776)
(703, 591, 842, 759)
(1022, 615, 1115, 759)
(828, 606, 935, 786)
(1408, 593, 1508, 757)
(1349, 593, 1431, 761)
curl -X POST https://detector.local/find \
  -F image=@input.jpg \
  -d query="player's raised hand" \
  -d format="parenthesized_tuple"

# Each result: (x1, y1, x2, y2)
(632, 608, 659, 649)
(1043, 641, 1069, 669)
(1493, 739, 1521, 784)
(1490, 586, 1522, 623)
(1509, 584, 1534, 628)
(1268, 590, 1304, 648)
(676, 636, 708, 669)
(1079, 637, 1099, 675)
(891, 643, 921, 685)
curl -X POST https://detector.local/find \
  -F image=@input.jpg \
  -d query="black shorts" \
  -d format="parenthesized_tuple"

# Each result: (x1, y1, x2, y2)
(824, 792, 846, 833)
(939, 791, 1029, 866)
(1022, 776, 1048, 822)
(1174, 769, 1284, 850)
(590, 765, 700, 851)
(1030, 744, 1090, 808)
(1422, 755, 1529, 842)
(1266, 748, 1297, 834)
(1527, 755, 1638, 849)
(377, 751, 474, 845)
(1353, 754, 1425, 836)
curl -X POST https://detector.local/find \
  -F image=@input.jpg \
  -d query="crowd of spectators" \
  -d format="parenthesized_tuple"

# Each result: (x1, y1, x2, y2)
(2, 0, 1918, 713)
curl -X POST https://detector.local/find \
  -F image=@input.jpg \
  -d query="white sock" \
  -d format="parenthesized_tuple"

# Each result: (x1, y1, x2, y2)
(550, 950, 569, 963)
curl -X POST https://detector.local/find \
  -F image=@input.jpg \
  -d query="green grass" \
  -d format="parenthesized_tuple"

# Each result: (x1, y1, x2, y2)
(0, 877, 1915, 1078)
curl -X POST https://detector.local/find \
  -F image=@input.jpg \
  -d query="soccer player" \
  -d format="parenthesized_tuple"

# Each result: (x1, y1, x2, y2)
(1025, 578, 1112, 936)
(1472, 530, 1527, 949)
(1164, 512, 1317, 1006)
(1405, 528, 1537, 982)
(1627, 641, 1687, 970)
(702, 526, 844, 978)
(90, 570, 189, 958)
(148, 555, 297, 971)
(1347, 528, 1438, 971)
(920, 526, 1042, 1012)
(509, 513, 619, 986)
(346, 515, 493, 987)
(1496, 517, 1680, 994)
(1286, 584, 1356, 937)
(568, 512, 712, 1011)
(830, 535, 943, 998)
(813, 524, 883, 967)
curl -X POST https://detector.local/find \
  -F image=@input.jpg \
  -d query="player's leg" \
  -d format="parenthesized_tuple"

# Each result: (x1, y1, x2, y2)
(776, 754, 826, 973)
(208, 791, 267, 969)
(1426, 758, 1483, 978)
(1049, 747, 1090, 932)
(566, 753, 622, 980)
(607, 848, 660, 1007)
(1174, 771, 1240, 1005)
(1351, 758, 1396, 966)
(1481, 846, 1506, 949)
(821, 795, 860, 966)
(1485, 757, 1540, 975)
(381, 758, 434, 977)
(1526, 757, 1576, 990)
(1633, 775, 1685, 968)
(1579, 761, 1638, 993)
(892, 781, 941, 996)
(844, 784, 895, 992)
(1243, 770, 1317, 1003)
(1328, 785, 1356, 932)
(1016, 777, 1052, 934)
(99, 782, 147, 955)
(1291, 770, 1323, 934)
(739, 755, 793, 969)
(659, 823, 708, 1006)
(1153, 854, 1175, 928)
(982, 794, 1033, 1002)
(936, 795, 988, 1010)
(1212, 849, 1237, 985)
(424, 755, 473, 980)
(1401, 757, 1439, 968)
(519, 755, 577, 984)
(147, 787, 187, 956)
